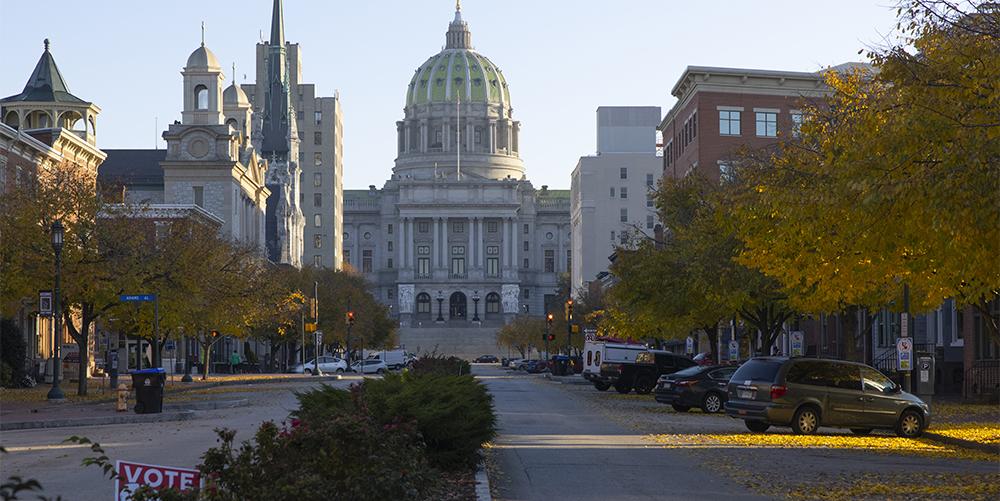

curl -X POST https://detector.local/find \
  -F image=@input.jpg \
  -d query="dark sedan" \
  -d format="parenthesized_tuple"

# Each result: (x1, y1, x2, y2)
(655, 364, 738, 413)
(474, 355, 499, 363)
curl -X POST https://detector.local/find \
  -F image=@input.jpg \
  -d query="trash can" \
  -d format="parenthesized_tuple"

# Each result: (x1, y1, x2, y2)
(551, 355, 569, 376)
(131, 368, 165, 414)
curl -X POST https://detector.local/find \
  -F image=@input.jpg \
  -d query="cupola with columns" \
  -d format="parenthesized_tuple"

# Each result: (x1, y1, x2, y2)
(182, 27, 225, 126)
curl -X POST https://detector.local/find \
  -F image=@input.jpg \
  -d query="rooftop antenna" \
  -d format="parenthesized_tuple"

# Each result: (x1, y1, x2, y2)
(201, 21, 205, 46)
(232, 62, 236, 85)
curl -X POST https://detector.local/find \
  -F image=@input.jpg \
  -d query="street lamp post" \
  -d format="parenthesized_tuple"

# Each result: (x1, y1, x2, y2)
(181, 336, 193, 382)
(436, 291, 444, 322)
(565, 299, 574, 356)
(472, 291, 480, 322)
(47, 221, 65, 401)
(545, 313, 553, 359)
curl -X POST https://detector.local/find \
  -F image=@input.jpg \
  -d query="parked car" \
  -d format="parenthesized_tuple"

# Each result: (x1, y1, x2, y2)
(292, 356, 347, 375)
(351, 359, 388, 374)
(524, 359, 549, 373)
(725, 357, 931, 437)
(475, 355, 500, 363)
(692, 352, 715, 366)
(655, 364, 738, 413)
(600, 350, 697, 394)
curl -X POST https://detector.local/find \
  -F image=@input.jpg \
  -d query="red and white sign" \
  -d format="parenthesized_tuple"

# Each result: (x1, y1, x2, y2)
(115, 461, 201, 500)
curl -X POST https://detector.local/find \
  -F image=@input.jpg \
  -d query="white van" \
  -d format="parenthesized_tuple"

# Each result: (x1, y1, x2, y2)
(366, 349, 410, 370)
(582, 340, 647, 391)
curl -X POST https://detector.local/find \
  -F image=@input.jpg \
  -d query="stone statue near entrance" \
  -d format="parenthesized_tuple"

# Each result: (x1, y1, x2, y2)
(501, 284, 519, 314)
(398, 284, 415, 314)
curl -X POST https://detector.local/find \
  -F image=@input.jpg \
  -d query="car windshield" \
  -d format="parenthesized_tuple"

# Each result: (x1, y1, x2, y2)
(732, 359, 784, 383)
(671, 366, 704, 378)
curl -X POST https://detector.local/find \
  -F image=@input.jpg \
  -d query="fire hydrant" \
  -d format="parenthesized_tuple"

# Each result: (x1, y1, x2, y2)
(116, 383, 129, 412)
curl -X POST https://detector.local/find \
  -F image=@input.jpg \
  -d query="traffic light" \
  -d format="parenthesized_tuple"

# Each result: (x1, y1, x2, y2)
(346, 311, 355, 326)
(310, 298, 318, 320)
(548, 333, 556, 342)
(565, 299, 574, 320)
(546, 313, 554, 325)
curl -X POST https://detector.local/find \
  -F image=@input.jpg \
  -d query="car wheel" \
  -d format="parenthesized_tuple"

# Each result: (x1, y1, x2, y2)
(701, 392, 724, 413)
(671, 404, 691, 412)
(593, 381, 611, 391)
(376, 368, 386, 375)
(896, 409, 924, 438)
(745, 420, 771, 433)
(305, 369, 313, 375)
(791, 405, 821, 435)
(850, 428, 873, 436)
(335, 368, 344, 374)
(614, 382, 632, 394)
(634, 377, 655, 395)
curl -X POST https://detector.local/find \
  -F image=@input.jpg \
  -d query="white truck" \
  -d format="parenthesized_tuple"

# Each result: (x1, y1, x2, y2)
(365, 349, 412, 370)
(582, 339, 647, 391)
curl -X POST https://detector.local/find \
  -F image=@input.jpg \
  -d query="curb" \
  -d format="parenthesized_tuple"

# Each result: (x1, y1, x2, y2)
(543, 374, 590, 385)
(924, 431, 1000, 455)
(1, 410, 197, 431)
(475, 460, 492, 501)
(163, 399, 249, 412)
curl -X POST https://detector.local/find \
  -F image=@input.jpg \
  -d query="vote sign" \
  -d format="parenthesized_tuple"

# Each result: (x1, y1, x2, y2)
(116, 461, 201, 500)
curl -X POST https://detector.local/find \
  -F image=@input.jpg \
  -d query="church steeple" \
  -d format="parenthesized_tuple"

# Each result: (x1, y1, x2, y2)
(446, 0, 472, 49)
(270, 0, 284, 46)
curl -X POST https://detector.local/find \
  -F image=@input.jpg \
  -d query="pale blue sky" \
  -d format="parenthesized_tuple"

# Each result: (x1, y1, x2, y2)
(1, 1, 900, 189)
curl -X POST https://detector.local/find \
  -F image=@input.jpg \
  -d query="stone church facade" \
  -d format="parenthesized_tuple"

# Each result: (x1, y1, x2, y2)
(344, 4, 570, 356)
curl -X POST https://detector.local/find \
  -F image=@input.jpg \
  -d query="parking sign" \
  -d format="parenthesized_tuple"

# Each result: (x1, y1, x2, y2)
(728, 340, 739, 361)
(790, 332, 804, 357)
(897, 337, 913, 371)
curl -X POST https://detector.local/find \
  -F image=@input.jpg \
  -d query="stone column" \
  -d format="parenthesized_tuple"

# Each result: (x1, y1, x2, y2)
(403, 123, 410, 152)
(467, 217, 474, 269)
(557, 224, 565, 272)
(398, 217, 405, 270)
(501, 218, 509, 268)
(443, 120, 450, 152)
(513, 218, 519, 270)
(489, 122, 497, 153)
(432, 218, 440, 269)
(407, 218, 414, 269)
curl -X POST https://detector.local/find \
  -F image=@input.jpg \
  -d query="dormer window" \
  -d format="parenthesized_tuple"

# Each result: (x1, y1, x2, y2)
(195, 85, 209, 110)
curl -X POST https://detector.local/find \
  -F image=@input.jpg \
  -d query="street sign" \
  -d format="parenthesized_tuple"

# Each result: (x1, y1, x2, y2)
(115, 460, 201, 500)
(164, 341, 176, 351)
(900, 313, 909, 338)
(790, 332, 804, 357)
(728, 340, 739, 361)
(305, 322, 317, 333)
(39, 291, 53, 316)
(897, 337, 913, 371)
(685, 337, 695, 355)
(314, 331, 323, 345)
(583, 328, 597, 342)
(120, 294, 156, 302)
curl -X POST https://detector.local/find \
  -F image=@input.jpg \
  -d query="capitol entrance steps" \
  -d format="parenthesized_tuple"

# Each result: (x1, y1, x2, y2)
(398, 325, 504, 360)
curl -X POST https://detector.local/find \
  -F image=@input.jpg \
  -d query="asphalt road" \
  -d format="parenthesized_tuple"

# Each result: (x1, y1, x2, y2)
(478, 366, 767, 501)
(0, 380, 346, 500)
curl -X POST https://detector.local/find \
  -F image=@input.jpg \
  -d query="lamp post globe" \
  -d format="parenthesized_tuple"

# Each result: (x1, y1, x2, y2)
(472, 290, 480, 322)
(47, 220, 65, 401)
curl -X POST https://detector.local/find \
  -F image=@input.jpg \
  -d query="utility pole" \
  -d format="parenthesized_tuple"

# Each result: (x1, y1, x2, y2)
(313, 281, 322, 376)
(346, 297, 355, 371)
(545, 313, 553, 359)
(565, 299, 574, 356)
(902, 284, 912, 393)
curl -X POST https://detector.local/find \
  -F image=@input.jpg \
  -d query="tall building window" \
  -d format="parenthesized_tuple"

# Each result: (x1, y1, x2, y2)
(474, 127, 482, 144)
(193, 186, 204, 207)
(313, 255, 322, 267)
(522, 258, 529, 269)
(610, 230, 615, 241)
(314, 111, 322, 125)
(451, 257, 466, 277)
(620, 187, 628, 199)
(620, 167, 628, 179)
(387, 241, 393, 252)
(523, 223, 529, 234)
(487, 220, 497, 233)
(646, 194, 654, 208)
(297, 111, 305, 121)
(417, 245, 430, 255)
(417, 257, 430, 277)
(566, 249, 572, 273)
(314, 132, 322, 145)
(719, 162, 735, 184)
(362, 250, 373, 273)
(453, 221, 465, 233)
(314, 172, 322, 186)
(486, 257, 499, 277)
(387, 258, 394, 269)
(523, 288, 530, 299)
(314, 235, 323, 248)
(418, 221, 429, 233)
(314, 214, 322, 227)
(387, 223, 393, 234)
(719, 110, 741, 136)
(487, 245, 499, 256)
(523, 241, 529, 252)
(620, 208, 628, 222)
(485, 293, 500, 314)
(544, 249, 555, 272)
(194, 85, 208, 110)
(417, 293, 431, 314)
(314, 193, 322, 207)
(755, 112, 777, 137)
(646, 215, 654, 229)
(343, 249, 350, 265)
(609, 187, 615, 198)
(314, 153, 322, 167)
(451, 246, 466, 255)
(791, 112, 803, 138)
(646, 173, 654, 187)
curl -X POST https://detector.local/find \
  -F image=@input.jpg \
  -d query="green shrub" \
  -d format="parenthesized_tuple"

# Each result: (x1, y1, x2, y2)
(292, 383, 357, 423)
(364, 373, 496, 469)
(199, 413, 436, 501)
(408, 353, 470, 377)
(1, 319, 27, 388)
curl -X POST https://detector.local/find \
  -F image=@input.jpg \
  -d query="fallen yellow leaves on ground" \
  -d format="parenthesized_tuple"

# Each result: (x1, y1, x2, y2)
(650, 430, 998, 461)
(932, 401, 1000, 424)
(788, 473, 1000, 501)
(930, 422, 1000, 445)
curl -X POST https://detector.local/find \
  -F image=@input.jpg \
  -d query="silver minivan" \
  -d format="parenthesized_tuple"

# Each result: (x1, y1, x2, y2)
(724, 357, 931, 437)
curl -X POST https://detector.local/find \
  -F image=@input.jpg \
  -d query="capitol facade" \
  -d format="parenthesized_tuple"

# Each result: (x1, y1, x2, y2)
(343, 4, 570, 356)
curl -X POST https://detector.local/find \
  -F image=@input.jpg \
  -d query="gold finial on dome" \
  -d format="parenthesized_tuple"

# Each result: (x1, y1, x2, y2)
(456, 0, 461, 12)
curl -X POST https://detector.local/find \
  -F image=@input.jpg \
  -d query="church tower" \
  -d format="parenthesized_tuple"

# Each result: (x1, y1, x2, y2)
(256, 0, 304, 267)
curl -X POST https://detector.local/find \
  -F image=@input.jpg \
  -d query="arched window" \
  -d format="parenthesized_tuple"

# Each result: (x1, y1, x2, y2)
(485, 293, 501, 316)
(3, 111, 18, 129)
(195, 85, 209, 110)
(416, 293, 431, 318)
(226, 118, 238, 129)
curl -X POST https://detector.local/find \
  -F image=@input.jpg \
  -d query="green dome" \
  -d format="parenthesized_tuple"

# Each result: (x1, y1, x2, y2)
(406, 49, 510, 107)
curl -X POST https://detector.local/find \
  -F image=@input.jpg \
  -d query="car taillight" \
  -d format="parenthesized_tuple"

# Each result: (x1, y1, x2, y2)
(770, 385, 787, 400)
(617, 364, 625, 373)
(675, 380, 696, 387)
